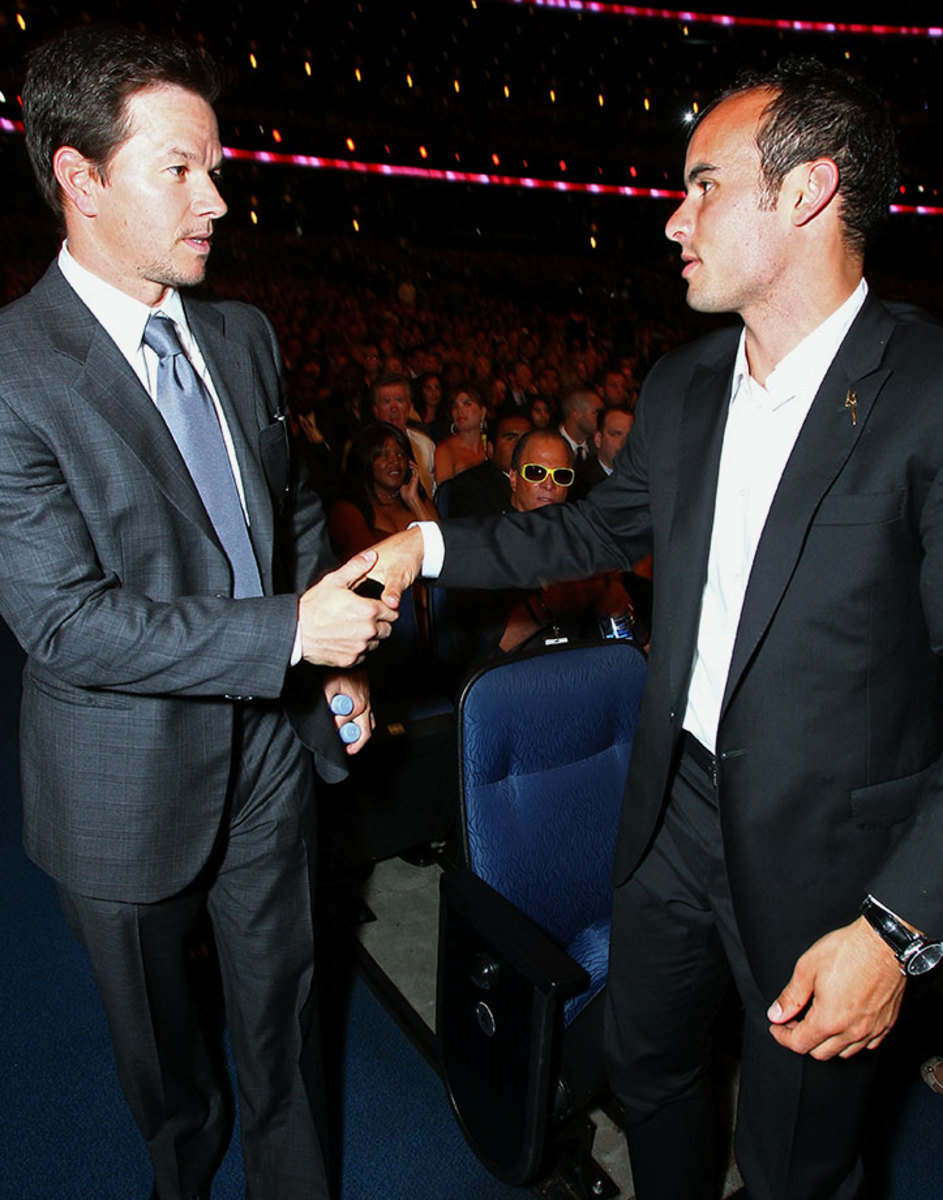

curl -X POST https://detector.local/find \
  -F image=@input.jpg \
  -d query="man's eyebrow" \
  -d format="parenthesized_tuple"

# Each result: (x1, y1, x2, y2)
(685, 161, 719, 187)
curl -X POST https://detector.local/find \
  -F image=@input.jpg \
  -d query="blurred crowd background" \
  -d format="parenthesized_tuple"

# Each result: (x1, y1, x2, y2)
(1, 1, 941, 445)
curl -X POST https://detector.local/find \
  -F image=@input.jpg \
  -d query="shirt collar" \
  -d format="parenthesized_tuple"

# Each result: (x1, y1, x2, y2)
(58, 242, 190, 362)
(558, 424, 585, 453)
(730, 278, 868, 409)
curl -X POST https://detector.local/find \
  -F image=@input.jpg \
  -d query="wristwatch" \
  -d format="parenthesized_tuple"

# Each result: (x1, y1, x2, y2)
(860, 894, 943, 977)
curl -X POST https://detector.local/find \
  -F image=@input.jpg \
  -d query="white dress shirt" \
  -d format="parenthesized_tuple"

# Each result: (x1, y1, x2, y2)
(683, 279, 868, 752)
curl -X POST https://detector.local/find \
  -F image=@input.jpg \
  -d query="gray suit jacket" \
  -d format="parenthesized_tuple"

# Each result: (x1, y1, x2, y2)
(0, 263, 344, 902)
(438, 293, 943, 994)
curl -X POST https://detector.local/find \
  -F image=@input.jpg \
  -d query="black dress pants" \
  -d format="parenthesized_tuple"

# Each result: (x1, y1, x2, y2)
(59, 704, 330, 1200)
(603, 736, 879, 1200)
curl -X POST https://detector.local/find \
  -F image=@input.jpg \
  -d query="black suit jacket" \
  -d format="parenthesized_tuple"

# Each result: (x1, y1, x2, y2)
(0, 264, 343, 902)
(437, 293, 943, 994)
(448, 460, 511, 519)
(571, 456, 608, 502)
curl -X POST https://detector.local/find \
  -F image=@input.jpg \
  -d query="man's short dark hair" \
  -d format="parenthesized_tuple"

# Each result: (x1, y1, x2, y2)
(23, 24, 222, 217)
(597, 405, 632, 434)
(510, 429, 572, 474)
(697, 57, 898, 256)
(372, 372, 411, 400)
(560, 388, 600, 420)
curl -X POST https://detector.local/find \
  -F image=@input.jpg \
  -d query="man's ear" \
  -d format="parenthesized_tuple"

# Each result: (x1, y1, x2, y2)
(792, 157, 840, 227)
(52, 146, 103, 218)
(485, 440, 495, 460)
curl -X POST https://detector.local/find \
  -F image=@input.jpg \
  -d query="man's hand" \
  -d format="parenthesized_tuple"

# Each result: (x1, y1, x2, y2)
(767, 916, 906, 1061)
(364, 527, 425, 607)
(299, 551, 398, 667)
(322, 668, 373, 755)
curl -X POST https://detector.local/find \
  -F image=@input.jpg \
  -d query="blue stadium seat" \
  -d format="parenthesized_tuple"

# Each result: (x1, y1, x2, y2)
(436, 639, 646, 1186)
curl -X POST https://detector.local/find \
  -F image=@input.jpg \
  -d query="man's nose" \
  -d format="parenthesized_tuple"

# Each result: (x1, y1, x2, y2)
(195, 173, 227, 220)
(665, 195, 690, 243)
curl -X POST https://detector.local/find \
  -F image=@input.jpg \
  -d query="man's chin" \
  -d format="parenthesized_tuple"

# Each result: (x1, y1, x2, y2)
(684, 283, 726, 315)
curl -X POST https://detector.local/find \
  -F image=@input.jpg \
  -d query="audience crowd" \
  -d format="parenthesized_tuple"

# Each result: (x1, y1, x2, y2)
(2, 217, 938, 690)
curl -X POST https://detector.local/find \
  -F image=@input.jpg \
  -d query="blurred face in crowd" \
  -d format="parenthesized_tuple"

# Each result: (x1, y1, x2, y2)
(574, 392, 604, 441)
(537, 366, 560, 400)
(529, 398, 552, 429)
(511, 361, 534, 392)
(489, 377, 509, 411)
(489, 415, 531, 473)
(595, 409, 634, 469)
(473, 353, 492, 379)
(602, 371, 629, 406)
(372, 382, 411, 430)
(450, 390, 485, 434)
(371, 435, 409, 496)
(421, 374, 443, 414)
(510, 432, 574, 512)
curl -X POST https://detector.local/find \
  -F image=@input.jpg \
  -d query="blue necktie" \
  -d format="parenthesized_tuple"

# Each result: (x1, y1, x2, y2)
(143, 312, 262, 598)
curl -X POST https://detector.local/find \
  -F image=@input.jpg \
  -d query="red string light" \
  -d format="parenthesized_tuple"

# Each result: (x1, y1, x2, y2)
(0, 118, 938, 214)
(496, 0, 943, 38)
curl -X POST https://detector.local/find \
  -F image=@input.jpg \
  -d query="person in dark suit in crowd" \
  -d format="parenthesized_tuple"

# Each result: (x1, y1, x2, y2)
(571, 404, 634, 501)
(558, 385, 603, 462)
(447, 410, 532, 519)
(0, 26, 397, 1200)
(367, 60, 943, 1199)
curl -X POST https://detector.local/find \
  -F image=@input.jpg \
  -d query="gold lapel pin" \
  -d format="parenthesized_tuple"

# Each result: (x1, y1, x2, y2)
(844, 390, 858, 427)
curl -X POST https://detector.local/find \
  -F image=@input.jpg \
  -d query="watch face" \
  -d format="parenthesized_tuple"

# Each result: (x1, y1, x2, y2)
(905, 942, 943, 976)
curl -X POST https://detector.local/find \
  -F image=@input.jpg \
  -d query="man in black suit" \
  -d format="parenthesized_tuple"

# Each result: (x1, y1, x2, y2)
(571, 405, 634, 501)
(369, 61, 943, 1199)
(0, 27, 396, 1200)
(447, 410, 532, 518)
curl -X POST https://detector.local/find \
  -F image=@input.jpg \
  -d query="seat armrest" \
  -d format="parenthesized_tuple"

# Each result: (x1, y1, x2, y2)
(440, 868, 588, 1000)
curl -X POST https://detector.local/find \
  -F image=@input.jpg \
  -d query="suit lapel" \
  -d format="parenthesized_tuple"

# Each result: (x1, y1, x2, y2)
(720, 295, 895, 717)
(665, 345, 737, 700)
(41, 274, 220, 545)
(40, 267, 276, 581)
(185, 302, 276, 589)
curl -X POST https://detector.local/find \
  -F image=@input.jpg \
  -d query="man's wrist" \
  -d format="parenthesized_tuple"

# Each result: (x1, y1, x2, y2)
(860, 895, 943, 977)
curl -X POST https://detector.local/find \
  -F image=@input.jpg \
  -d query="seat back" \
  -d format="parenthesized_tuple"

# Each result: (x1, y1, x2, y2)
(457, 640, 646, 949)
(434, 476, 453, 519)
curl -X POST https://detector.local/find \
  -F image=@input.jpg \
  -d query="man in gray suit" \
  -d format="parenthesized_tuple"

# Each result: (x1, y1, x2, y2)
(370, 61, 943, 1199)
(0, 26, 396, 1200)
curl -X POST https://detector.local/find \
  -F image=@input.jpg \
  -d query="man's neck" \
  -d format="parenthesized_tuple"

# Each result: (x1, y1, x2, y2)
(743, 263, 864, 386)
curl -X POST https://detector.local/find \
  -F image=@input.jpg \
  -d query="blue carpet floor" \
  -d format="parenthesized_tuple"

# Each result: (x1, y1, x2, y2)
(0, 624, 528, 1200)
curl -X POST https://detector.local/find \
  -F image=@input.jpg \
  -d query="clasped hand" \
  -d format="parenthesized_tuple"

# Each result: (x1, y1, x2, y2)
(299, 550, 398, 668)
(361, 526, 425, 606)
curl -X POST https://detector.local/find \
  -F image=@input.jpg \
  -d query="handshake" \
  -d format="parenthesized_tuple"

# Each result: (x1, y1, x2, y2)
(297, 527, 425, 670)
